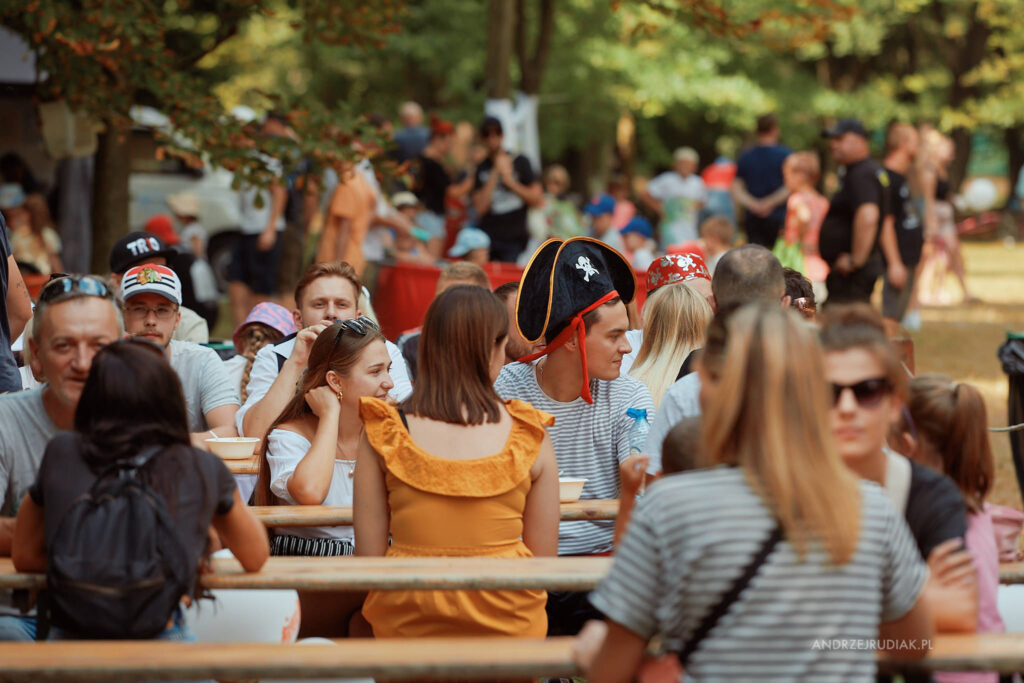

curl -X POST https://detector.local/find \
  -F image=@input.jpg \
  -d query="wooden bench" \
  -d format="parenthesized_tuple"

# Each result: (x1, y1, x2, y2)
(0, 634, 1021, 681)
(248, 499, 619, 526)
(0, 637, 580, 681)
(5, 556, 1022, 592)
(0, 555, 611, 592)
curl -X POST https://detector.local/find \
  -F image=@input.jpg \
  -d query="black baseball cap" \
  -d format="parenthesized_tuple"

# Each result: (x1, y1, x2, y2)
(822, 118, 869, 139)
(109, 231, 177, 274)
(480, 116, 503, 136)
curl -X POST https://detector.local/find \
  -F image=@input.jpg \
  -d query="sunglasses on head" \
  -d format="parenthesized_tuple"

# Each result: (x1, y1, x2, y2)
(830, 377, 892, 408)
(38, 275, 112, 304)
(329, 316, 379, 357)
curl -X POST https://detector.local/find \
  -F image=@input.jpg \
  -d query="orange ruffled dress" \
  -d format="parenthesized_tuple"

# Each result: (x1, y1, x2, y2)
(359, 397, 553, 638)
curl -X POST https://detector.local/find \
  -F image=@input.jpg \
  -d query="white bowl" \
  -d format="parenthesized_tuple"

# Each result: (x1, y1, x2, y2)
(205, 437, 260, 460)
(558, 478, 587, 503)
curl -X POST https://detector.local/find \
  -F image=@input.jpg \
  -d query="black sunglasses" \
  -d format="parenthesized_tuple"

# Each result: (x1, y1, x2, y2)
(329, 316, 379, 357)
(38, 275, 112, 304)
(830, 377, 892, 408)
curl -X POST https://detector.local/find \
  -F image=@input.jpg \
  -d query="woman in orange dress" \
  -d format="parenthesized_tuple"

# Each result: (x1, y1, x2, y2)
(354, 285, 559, 637)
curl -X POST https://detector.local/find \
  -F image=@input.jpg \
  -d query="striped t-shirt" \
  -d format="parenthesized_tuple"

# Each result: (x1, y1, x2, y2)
(591, 467, 928, 681)
(494, 361, 655, 555)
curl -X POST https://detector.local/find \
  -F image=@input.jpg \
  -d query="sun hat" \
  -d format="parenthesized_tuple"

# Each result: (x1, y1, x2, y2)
(447, 227, 491, 257)
(232, 302, 298, 354)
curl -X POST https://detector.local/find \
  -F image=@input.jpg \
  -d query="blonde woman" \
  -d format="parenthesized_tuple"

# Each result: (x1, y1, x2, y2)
(576, 304, 932, 681)
(628, 282, 712, 408)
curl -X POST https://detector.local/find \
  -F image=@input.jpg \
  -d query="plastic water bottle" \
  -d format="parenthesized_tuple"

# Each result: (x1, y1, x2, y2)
(626, 408, 650, 497)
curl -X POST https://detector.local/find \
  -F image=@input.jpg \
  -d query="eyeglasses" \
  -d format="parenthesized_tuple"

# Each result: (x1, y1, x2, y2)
(38, 275, 112, 304)
(830, 377, 892, 408)
(124, 303, 179, 320)
(330, 316, 378, 357)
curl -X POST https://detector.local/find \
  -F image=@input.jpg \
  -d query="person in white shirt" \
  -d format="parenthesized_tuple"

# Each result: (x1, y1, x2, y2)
(642, 147, 707, 246)
(120, 264, 239, 447)
(237, 260, 411, 440)
(643, 245, 788, 468)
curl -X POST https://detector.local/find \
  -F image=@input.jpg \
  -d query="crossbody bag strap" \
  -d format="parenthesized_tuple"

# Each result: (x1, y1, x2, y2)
(675, 523, 784, 666)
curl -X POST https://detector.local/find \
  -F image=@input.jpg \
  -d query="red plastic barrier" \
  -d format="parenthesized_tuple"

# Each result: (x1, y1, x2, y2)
(372, 262, 649, 342)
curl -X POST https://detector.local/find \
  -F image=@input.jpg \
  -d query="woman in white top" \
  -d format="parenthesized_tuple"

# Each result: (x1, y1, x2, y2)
(255, 316, 393, 556)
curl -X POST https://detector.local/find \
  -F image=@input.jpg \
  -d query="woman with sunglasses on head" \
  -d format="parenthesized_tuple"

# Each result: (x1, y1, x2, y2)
(255, 316, 392, 555)
(354, 285, 559, 639)
(254, 316, 392, 638)
(820, 303, 979, 641)
(576, 304, 932, 681)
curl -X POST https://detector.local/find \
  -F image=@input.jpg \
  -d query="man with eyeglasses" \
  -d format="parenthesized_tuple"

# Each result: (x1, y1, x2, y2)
(108, 231, 209, 343)
(0, 275, 119, 639)
(472, 116, 542, 263)
(120, 264, 239, 447)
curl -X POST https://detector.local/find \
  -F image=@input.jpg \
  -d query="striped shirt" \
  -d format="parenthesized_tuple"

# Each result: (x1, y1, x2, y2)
(494, 361, 655, 555)
(591, 467, 928, 681)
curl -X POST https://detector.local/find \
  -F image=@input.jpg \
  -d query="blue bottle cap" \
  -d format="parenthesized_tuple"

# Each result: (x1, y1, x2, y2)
(626, 408, 648, 420)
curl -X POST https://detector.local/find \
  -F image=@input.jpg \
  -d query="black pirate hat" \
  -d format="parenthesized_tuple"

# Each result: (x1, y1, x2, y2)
(515, 237, 636, 403)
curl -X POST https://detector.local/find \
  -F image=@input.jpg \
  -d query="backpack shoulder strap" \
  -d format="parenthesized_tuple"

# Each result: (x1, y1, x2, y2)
(675, 522, 783, 666)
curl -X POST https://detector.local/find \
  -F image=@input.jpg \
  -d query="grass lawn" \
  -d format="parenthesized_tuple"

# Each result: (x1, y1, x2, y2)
(908, 241, 1024, 509)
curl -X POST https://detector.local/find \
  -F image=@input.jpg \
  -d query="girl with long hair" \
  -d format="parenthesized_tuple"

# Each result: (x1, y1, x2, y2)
(628, 281, 712, 407)
(575, 305, 932, 681)
(354, 285, 559, 638)
(255, 317, 392, 556)
(895, 375, 1003, 683)
(12, 339, 268, 639)
(224, 302, 297, 404)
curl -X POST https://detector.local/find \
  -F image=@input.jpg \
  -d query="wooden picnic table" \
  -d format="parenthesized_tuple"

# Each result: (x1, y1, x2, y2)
(0, 637, 580, 681)
(224, 454, 259, 475)
(248, 499, 619, 526)
(998, 561, 1024, 584)
(0, 555, 612, 592)
(1, 634, 1023, 681)
(878, 633, 1024, 674)
(4, 554, 1021, 593)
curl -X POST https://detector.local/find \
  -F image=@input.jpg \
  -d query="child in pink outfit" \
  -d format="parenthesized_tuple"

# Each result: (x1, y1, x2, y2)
(781, 152, 829, 283)
(897, 375, 1005, 683)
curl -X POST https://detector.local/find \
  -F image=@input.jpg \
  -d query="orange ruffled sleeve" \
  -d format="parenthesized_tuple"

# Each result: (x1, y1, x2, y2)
(359, 397, 554, 498)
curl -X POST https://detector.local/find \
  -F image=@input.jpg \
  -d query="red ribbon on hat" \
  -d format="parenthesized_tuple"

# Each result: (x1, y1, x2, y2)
(517, 290, 617, 404)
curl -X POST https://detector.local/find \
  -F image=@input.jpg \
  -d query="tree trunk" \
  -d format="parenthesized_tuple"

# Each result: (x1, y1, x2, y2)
(1006, 126, 1024, 209)
(948, 127, 971, 193)
(90, 118, 132, 273)
(518, 0, 556, 95)
(485, 0, 516, 100)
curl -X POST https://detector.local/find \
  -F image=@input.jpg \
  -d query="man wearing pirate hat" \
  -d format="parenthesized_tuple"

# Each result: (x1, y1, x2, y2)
(495, 237, 655, 634)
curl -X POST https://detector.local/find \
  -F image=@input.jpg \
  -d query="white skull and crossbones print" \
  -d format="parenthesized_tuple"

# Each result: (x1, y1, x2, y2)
(575, 256, 599, 282)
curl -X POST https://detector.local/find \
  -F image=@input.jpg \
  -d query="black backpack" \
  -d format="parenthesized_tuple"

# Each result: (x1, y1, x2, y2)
(41, 446, 192, 639)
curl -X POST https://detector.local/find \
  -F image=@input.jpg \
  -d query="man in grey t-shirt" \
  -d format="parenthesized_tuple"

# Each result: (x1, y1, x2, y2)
(0, 277, 120, 640)
(120, 264, 239, 446)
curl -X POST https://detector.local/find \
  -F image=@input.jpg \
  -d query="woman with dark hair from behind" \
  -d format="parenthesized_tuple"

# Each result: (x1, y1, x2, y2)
(895, 375, 1003, 683)
(12, 339, 268, 639)
(575, 304, 932, 681)
(355, 285, 559, 638)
